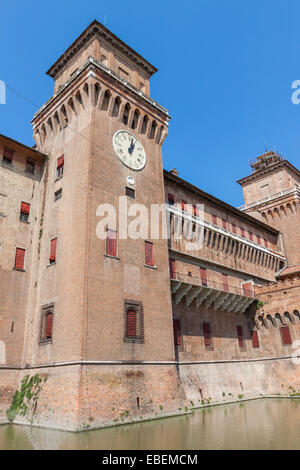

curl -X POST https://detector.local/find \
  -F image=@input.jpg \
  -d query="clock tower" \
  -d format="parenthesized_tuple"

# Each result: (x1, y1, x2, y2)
(27, 20, 181, 429)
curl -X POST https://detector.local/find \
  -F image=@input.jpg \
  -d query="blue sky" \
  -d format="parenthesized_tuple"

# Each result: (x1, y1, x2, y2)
(1, 0, 300, 206)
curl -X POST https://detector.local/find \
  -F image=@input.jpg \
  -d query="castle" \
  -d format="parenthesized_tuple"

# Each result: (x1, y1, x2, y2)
(0, 20, 300, 431)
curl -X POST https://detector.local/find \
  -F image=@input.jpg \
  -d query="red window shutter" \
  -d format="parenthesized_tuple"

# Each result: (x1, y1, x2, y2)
(169, 259, 176, 278)
(237, 326, 244, 348)
(222, 273, 229, 292)
(281, 326, 292, 345)
(127, 309, 137, 337)
(249, 231, 253, 241)
(251, 330, 259, 348)
(242, 282, 253, 297)
(264, 238, 268, 248)
(45, 313, 53, 339)
(15, 248, 25, 270)
(200, 267, 208, 287)
(232, 223, 237, 234)
(222, 218, 227, 229)
(3, 148, 14, 161)
(173, 319, 182, 347)
(57, 155, 64, 169)
(106, 229, 117, 257)
(203, 322, 212, 348)
(181, 200, 187, 211)
(241, 227, 245, 237)
(193, 204, 198, 217)
(21, 202, 30, 215)
(49, 238, 57, 262)
(257, 235, 261, 245)
(145, 241, 154, 266)
(212, 214, 217, 225)
(168, 193, 174, 205)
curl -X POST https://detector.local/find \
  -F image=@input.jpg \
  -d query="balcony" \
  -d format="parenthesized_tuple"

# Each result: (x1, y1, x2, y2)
(170, 271, 257, 314)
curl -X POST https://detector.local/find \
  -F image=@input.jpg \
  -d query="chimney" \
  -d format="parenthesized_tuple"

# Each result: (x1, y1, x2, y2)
(170, 168, 178, 176)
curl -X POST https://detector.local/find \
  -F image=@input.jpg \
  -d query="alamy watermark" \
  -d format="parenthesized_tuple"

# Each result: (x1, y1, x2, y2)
(96, 198, 205, 251)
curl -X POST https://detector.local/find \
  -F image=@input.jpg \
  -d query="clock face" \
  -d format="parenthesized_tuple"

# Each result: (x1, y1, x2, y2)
(113, 130, 146, 171)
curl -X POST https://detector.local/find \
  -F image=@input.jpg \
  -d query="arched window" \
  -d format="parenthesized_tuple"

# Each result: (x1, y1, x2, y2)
(112, 97, 121, 117)
(141, 115, 149, 134)
(294, 310, 300, 322)
(149, 120, 157, 139)
(266, 314, 275, 328)
(131, 109, 140, 130)
(123, 103, 130, 125)
(284, 312, 293, 324)
(101, 90, 111, 111)
(124, 301, 144, 343)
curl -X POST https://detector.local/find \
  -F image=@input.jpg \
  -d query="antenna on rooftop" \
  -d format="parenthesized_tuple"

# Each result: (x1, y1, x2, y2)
(263, 136, 268, 152)
(104, 15, 108, 26)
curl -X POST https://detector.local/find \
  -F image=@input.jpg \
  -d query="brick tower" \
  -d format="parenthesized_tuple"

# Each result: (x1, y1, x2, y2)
(237, 151, 300, 269)
(22, 20, 181, 430)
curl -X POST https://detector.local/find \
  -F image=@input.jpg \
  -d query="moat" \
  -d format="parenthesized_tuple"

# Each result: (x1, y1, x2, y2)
(1, 398, 300, 450)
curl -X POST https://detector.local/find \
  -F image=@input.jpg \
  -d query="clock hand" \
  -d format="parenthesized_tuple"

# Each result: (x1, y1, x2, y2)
(128, 138, 134, 155)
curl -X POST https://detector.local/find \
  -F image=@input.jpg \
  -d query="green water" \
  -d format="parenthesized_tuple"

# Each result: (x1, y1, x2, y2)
(1, 399, 300, 450)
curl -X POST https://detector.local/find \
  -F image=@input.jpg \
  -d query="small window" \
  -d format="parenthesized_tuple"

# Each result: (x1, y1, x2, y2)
(20, 202, 30, 223)
(25, 158, 35, 175)
(203, 322, 213, 349)
(14, 248, 25, 270)
(280, 326, 292, 346)
(40, 309, 54, 344)
(54, 188, 62, 201)
(124, 300, 144, 343)
(145, 241, 154, 267)
(251, 330, 260, 348)
(106, 229, 117, 257)
(173, 319, 182, 348)
(181, 200, 187, 211)
(212, 214, 217, 225)
(249, 231, 253, 241)
(200, 267, 208, 287)
(167, 193, 174, 205)
(240, 227, 245, 237)
(56, 155, 64, 179)
(232, 223, 237, 234)
(123, 103, 130, 125)
(264, 238, 268, 248)
(3, 147, 14, 164)
(126, 187, 135, 198)
(236, 326, 245, 350)
(257, 235, 261, 245)
(49, 238, 57, 264)
(222, 218, 227, 229)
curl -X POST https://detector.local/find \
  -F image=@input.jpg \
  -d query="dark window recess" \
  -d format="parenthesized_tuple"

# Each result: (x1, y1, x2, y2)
(26, 158, 35, 174)
(126, 187, 135, 198)
(203, 322, 213, 349)
(20, 202, 30, 222)
(145, 241, 154, 266)
(54, 188, 62, 201)
(40, 309, 54, 344)
(106, 229, 117, 257)
(222, 218, 227, 229)
(251, 330, 260, 348)
(236, 326, 245, 349)
(240, 227, 245, 237)
(14, 248, 25, 270)
(49, 238, 57, 264)
(124, 300, 144, 343)
(212, 214, 217, 225)
(257, 235, 261, 245)
(232, 223, 237, 234)
(280, 326, 292, 345)
(168, 193, 174, 205)
(56, 155, 64, 178)
(3, 147, 14, 164)
(173, 319, 182, 348)
(181, 200, 187, 211)
(249, 231, 253, 241)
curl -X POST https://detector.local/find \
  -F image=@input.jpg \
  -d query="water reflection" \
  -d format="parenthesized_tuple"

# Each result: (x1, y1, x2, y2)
(0, 399, 300, 450)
